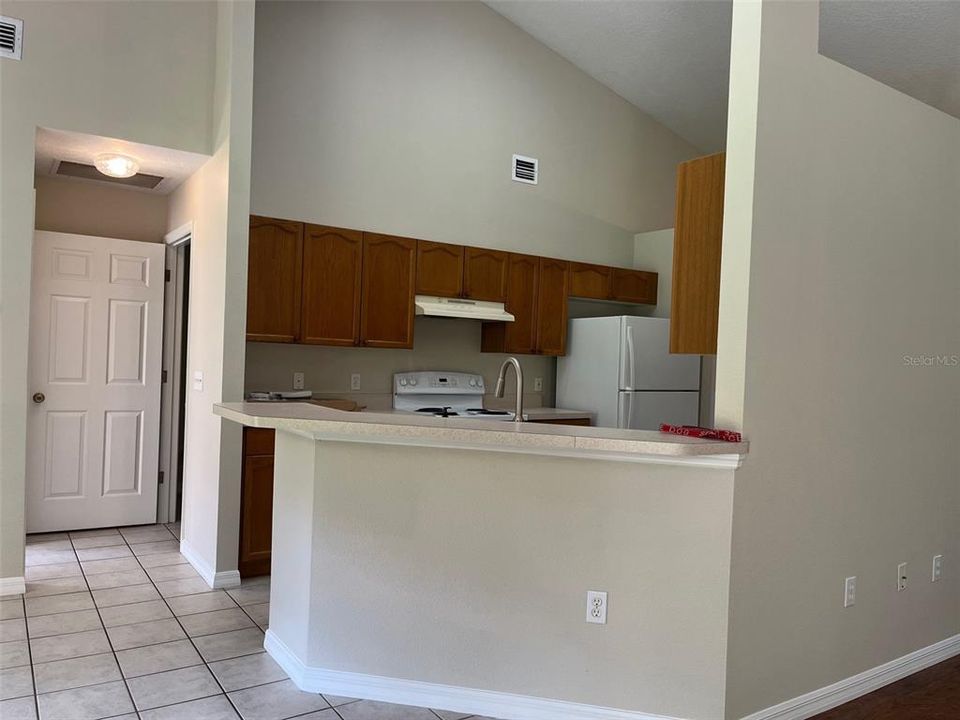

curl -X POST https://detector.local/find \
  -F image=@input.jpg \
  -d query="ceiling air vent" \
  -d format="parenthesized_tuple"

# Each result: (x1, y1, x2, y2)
(0, 16, 23, 60)
(512, 154, 538, 185)
(56, 161, 164, 189)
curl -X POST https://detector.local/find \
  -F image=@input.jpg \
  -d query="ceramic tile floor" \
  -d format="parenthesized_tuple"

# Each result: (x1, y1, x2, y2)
(0, 524, 500, 720)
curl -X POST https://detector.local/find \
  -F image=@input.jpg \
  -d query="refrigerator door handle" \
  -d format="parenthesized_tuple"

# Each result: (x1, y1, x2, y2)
(624, 324, 636, 390)
(618, 392, 631, 429)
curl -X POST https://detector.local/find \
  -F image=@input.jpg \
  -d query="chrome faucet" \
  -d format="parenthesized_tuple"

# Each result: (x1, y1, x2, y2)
(494, 356, 524, 422)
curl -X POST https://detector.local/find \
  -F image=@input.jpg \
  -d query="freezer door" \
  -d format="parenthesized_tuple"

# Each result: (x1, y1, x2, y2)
(619, 317, 701, 391)
(617, 391, 700, 430)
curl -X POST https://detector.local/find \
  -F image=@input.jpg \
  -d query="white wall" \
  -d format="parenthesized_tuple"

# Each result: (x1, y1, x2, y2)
(34, 176, 170, 244)
(0, 0, 217, 585)
(167, 0, 255, 579)
(633, 228, 675, 319)
(720, 2, 960, 716)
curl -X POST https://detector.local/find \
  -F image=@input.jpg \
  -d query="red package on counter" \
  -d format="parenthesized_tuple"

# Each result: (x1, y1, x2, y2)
(659, 424, 742, 443)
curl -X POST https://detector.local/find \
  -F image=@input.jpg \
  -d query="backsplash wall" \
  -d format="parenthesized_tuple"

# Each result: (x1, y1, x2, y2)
(244, 317, 555, 409)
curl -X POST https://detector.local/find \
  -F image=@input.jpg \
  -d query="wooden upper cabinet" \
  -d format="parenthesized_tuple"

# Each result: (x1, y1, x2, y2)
(246, 216, 303, 342)
(416, 240, 463, 297)
(360, 233, 417, 348)
(301, 224, 362, 346)
(535, 258, 569, 356)
(463, 247, 509, 302)
(611, 268, 658, 305)
(481, 253, 539, 354)
(568, 262, 611, 300)
(671, 152, 725, 354)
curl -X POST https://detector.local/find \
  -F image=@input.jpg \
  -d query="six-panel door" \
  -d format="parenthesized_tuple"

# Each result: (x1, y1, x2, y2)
(27, 232, 164, 533)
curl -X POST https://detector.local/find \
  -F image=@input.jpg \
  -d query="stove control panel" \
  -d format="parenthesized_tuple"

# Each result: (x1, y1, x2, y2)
(394, 371, 485, 394)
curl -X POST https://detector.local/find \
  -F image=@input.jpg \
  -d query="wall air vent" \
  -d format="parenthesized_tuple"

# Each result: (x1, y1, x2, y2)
(512, 154, 538, 185)
(0, 16, 23, 60)
(56, 161, 164, 189)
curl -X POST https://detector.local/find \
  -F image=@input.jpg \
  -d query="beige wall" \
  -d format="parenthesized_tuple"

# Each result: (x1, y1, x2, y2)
(721, 2, 960, 717)
(245, 317, 555, 408)
(167, 0, 255, 578)
(250, 2, 696, 263)
(0, 0, 218, 584)
(272, 434, 736, 720)
(34, 176, 170, 244)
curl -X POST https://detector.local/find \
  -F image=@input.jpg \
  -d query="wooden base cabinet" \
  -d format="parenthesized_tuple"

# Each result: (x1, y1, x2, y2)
(239, 428, 274, 578)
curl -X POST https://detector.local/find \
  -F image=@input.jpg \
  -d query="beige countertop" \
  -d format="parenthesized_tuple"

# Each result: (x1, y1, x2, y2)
(216, 402, 747, 469)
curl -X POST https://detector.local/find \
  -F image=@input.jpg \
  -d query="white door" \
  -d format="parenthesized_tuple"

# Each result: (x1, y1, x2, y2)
(27, 232, 165, 533)
(617, 391, 700, 430)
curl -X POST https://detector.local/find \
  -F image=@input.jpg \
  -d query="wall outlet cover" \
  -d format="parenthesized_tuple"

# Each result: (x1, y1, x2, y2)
(932, 555, 943, 582)
(586, 590, 607, 624)
(897, 562, 908, 592)
(350, 373, 361, 391)
(844, 576, 856, 608)
(293, 372, 305, 390)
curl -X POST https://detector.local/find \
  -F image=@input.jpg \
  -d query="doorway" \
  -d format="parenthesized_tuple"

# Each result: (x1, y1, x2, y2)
(158, 230, 191, 524)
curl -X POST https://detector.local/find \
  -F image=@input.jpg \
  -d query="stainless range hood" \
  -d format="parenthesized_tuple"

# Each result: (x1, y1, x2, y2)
(414, 295, 515, 322)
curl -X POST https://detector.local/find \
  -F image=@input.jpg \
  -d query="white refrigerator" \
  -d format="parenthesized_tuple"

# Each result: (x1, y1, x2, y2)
(556, 316, 700, 429)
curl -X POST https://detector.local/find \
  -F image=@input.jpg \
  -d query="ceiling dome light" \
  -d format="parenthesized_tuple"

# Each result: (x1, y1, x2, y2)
(94, 153, 140, 178)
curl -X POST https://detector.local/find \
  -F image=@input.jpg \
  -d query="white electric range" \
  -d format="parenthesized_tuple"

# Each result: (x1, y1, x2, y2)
(393, 371, 515, 421)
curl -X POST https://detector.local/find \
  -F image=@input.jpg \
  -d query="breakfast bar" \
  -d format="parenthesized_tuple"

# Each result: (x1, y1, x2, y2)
(215, 401, 747, 720)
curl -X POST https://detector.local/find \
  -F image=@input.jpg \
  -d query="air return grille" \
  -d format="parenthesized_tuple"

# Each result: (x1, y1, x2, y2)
(56, 161, 164, 189)
(0, 16, 23, 60)
(512, 154, 538, 185)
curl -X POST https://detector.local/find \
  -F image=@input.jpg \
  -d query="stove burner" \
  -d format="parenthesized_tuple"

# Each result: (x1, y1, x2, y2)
(416, 406, 459, 417)
(466, 408, 509, 416)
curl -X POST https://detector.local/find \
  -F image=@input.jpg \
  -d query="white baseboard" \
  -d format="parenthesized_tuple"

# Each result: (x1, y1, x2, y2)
(264, 630, 685, 720)
(743, 632, 960, 720)
(0, 576, 26, 596)
(178, 539, 240, 589)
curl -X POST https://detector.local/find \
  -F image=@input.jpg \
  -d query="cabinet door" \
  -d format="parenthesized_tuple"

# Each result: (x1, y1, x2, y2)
(360, 233, 417, 348)
(535, 258, 569, 356)
(463, 247, 508, 302)
(568, 262, 611, 300)
(246, 216, 303, 342)
(671, 152, 725, 354)
(501, 253, 540, 353)
(301, 225, 362, 346)
(239, 428, 274, 578)
(416, 240, 463, 297)
(610, 268, 658, 305)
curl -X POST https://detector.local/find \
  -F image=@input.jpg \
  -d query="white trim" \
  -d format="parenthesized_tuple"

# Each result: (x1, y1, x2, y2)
(179, 538, 240, 589)
(0, 577, 26, 596)
(265, 630, 686, 720)
(743, 633, 960, 720)
(164, 221, 192, 246)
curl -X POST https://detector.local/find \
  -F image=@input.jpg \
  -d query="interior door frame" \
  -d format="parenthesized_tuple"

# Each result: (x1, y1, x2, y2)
(157, 222, 192, 524)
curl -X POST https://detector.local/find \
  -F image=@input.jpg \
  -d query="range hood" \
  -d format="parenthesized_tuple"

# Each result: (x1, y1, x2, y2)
(414, 295, 515, 322)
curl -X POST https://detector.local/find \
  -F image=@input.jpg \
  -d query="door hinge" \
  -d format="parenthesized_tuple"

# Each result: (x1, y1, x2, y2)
(159, 471, 165, 485)
(165, 269, 171, 282)
(162, 370, 168, 383)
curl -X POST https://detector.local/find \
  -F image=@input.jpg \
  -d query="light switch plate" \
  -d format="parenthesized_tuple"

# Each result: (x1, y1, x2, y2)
(192, 370, 203, 392)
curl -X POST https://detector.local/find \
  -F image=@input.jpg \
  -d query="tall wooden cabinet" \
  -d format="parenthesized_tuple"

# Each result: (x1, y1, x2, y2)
(360, 233, 417, 348)
(670, 152, 725, 354)
(246, 217, 303, 343)
(535, 258, 569, 356)
(301, 225, 362, 346)
(239, 428, 274, 578)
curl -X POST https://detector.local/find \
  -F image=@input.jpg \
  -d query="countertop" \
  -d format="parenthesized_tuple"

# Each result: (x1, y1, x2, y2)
(216, 402, 747, 469)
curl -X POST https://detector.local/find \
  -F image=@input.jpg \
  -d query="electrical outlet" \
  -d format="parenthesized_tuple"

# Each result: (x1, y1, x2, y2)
(534, 377, 543, 392)
(897, 562, 908, 592)
(932, 555, 943, 582)
(844, 576, 856, 608)
(350, 373, 361, 391)
(293, 372, 305, 390)
(586, 591, 607, 624)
